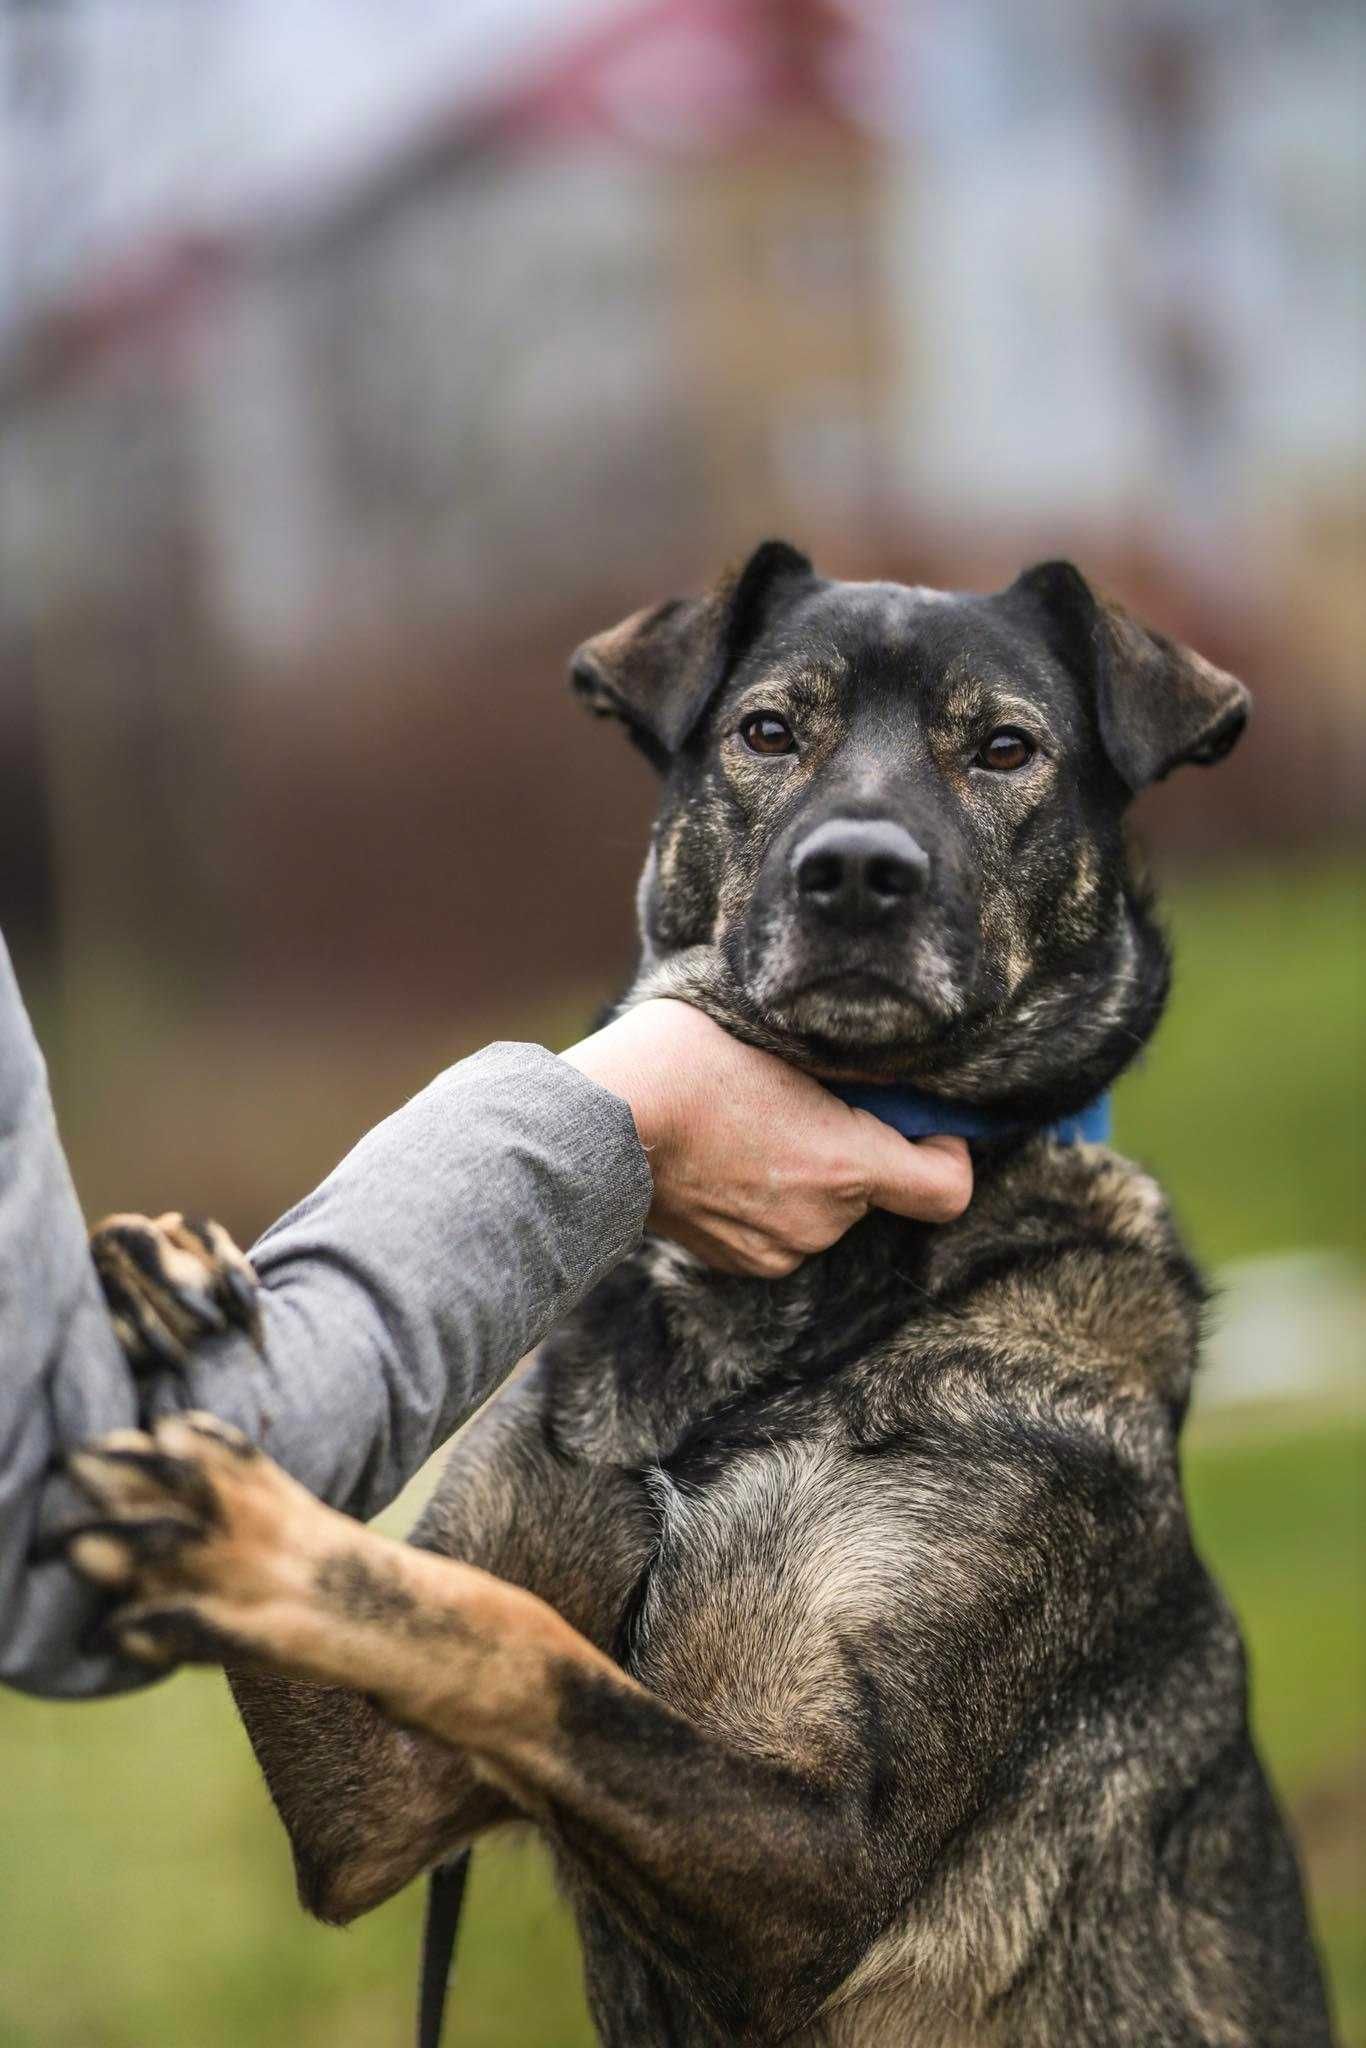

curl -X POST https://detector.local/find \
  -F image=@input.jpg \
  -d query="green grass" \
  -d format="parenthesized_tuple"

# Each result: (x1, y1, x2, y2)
(1185, 1416, 1366, 1787)
(0, 1676, 593, 2048)
(2, 861, 1362, 2044)
(1114, 861, 1364, 1266)
(1186, 1408, 1366, 2043)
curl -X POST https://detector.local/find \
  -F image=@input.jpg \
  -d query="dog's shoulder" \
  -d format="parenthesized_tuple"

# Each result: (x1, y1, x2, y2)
(906, 1137, 1208, 1420)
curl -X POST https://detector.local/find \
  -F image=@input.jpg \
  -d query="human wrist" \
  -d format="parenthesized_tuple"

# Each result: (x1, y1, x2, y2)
(559, 1006, 687, 1166)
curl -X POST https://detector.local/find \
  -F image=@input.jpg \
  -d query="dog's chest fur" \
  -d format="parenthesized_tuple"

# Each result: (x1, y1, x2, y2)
(537, 1139, 1219, 2039)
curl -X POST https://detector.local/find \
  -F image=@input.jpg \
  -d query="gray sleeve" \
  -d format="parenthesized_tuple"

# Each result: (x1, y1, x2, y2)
(0, 932, 652, 1700)
(0, 935, 150, 1698)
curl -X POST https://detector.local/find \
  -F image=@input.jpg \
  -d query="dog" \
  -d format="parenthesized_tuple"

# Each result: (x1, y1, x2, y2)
(73, 543, 1333, 2045)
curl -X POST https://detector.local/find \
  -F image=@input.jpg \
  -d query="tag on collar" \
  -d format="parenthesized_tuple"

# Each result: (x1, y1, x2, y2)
(827, 1081, 1112, 1147)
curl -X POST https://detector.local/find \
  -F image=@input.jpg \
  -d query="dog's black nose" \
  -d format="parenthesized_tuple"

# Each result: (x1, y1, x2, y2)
(791, 820, 930, 930)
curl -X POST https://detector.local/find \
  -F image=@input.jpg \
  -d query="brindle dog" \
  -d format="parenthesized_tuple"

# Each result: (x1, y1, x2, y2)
(71, 544, 1332, 2046)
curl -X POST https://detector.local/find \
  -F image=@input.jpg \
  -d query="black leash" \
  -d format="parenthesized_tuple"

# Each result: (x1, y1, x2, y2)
(417, 1851, 471, 2048)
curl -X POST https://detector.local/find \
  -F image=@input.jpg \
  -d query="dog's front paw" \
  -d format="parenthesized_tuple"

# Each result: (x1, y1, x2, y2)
(60, 1413, 287, 1669)
(90, 1212, 260, 1370)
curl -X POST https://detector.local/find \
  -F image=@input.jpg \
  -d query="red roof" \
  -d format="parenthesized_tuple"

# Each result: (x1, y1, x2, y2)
(8, 233, 238, 398)
(489, 0, 876, 153)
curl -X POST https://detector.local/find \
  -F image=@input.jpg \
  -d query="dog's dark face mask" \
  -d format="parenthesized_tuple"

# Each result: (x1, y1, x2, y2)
(573, 543, 1248, 1117)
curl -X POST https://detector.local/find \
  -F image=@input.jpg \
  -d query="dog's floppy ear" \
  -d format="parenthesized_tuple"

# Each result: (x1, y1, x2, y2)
(570, 540, 814, 771)
(1012, 560, 1250, 794)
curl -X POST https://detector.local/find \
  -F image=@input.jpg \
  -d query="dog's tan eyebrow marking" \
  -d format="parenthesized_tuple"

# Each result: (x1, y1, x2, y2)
(940, 679, 1056, 745)
(730, 662, 843, 720)
(941, 674, 983, 724)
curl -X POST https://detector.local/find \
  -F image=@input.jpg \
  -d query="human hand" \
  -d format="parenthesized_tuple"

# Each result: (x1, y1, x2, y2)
(561, 1000, 972, 1278)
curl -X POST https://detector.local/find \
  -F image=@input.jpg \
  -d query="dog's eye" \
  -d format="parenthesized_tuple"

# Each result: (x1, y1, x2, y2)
(976, 728, 1034, 773)
(739, 712, 796, 757)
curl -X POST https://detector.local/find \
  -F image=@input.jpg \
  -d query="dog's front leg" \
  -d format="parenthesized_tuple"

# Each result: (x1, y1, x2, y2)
(63, 1415, 873, 2042)
(62, 1411, 622, 1713)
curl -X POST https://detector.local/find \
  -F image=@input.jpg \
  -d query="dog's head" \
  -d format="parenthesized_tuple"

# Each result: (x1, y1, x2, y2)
(573, 542, 1248, 1117)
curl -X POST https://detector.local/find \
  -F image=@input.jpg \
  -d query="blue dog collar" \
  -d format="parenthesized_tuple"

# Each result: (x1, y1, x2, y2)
(827, 1081, 1112, 1147)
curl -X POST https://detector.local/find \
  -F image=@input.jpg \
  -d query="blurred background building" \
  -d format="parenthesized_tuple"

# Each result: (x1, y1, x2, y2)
(0, 3, 1361, 2045)
(1, 0, 1361, 1037)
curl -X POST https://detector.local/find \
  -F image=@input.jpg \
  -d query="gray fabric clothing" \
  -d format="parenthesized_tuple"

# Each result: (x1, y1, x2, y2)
(0, 933, 652, 1700)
